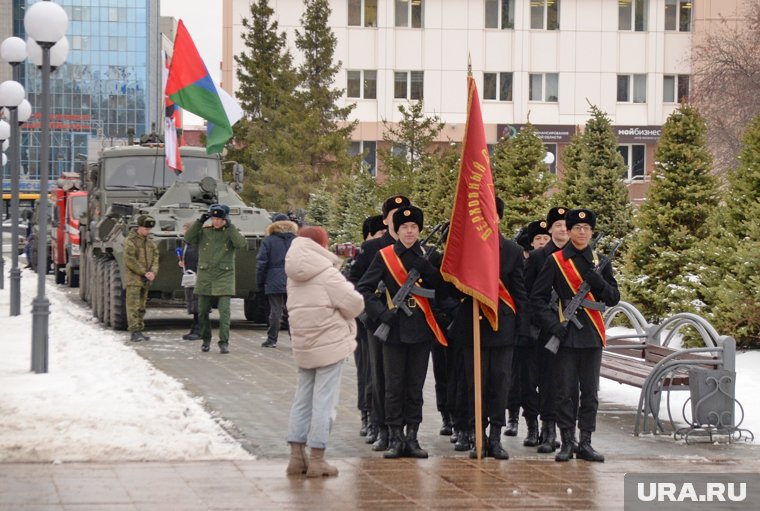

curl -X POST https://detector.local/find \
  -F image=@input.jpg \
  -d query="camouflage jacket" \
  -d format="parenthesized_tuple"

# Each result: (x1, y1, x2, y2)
(184, 219, 246, 296)
(124, 230, 159, 287)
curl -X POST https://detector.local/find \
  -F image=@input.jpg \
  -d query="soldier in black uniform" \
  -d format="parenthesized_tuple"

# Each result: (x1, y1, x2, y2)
(353, 214, 387, 437)
(504, 219, 552, 442)
(357, 205, 447, 459)
(449, 198, 529, 459)
(531, 209, 620, 462)
(522, 207, 570, 453)
(349, 195, 411, 451)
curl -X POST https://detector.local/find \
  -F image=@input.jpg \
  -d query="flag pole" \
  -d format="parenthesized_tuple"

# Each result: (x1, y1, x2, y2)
(473, 299, 484, 459)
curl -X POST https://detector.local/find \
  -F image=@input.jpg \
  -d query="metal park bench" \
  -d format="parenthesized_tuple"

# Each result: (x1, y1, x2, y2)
(600, 302, 753, 443)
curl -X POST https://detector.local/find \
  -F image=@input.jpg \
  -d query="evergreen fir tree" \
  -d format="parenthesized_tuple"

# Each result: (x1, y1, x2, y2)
(378, 102, 445, 198)
(574, 105, 633, 241)
(490, 124, 554, 234)
(624, 104, 718, 322)
(339, 166, 381, 242)
(411, 143, 460, 229)
(305, 178, 332, 226)
(556, 132, 586, 208)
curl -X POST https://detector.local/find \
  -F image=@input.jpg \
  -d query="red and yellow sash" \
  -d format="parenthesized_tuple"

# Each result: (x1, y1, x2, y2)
(498, 280, 516, 315)
(551, 251, 606, 346)
(379, 246, 448, 347)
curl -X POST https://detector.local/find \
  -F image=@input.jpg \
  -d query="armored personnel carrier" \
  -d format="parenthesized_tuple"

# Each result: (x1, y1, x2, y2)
(79, 143, 270, 330)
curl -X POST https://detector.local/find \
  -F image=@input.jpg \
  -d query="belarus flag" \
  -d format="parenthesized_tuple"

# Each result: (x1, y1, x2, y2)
(166, 20, 243, 154)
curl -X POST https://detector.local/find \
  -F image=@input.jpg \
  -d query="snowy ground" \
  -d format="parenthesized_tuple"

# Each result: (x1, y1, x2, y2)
(0, 268, 252, 463)
(600, 327, 760, 438)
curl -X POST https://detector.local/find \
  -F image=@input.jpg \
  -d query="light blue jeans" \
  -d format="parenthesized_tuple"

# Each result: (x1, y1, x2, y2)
(287, 359, 345, 449)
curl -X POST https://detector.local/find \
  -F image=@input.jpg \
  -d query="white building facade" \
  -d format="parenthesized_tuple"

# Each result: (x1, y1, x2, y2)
(220, 1, 721, 201)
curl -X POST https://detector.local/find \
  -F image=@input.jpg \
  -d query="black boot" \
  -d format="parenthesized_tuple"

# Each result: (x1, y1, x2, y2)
(404, 424, 428, 459)
(454, 429, 472, 452)
(365, 423, 378, 444)
(571, 427, 578, 453)
(383, 426, 405, 458)
(450, 427, 459, 444)
(130, 332, 147, 342)
(504, 410, 519, 436)
(469, 430, 489, 459)
(201, 340, 211, 352)
(523, 417, 539, 447)
(555, 429, 575, 462)
(537, 421, 557, 453)
(360, 410, 369, 436)
(372, 426, 389, 451)
(439, 412, 453, 436)
(488, 426, 509, 460)
(183, 315, 201, 340)
(577, 430, 605, 462)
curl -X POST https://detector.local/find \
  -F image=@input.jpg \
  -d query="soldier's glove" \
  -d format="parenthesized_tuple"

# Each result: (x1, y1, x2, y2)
(199, 212, 211, 223)
(379, 309, 395, 325)
(583, 268, 605, 292)
(412, 258, 437, 278)
(551, 324, 568, 341)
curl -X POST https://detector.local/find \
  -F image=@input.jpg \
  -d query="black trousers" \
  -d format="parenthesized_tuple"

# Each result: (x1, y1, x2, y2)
(446, 341, 469, 430)
(463, 344, 513, 429)
(353, 320, 373, 413)
(266, 293, 286, 344)
(366, 330, 386, 426)
(383, 341, 431, 426)
(555, 346, 602, 432)
(537, 342, 559, 421)
(506, 344, 540, 420)
(431, 341, 448, 414)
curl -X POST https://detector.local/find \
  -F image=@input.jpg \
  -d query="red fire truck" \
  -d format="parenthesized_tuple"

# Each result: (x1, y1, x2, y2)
(51, 172, 87, 287)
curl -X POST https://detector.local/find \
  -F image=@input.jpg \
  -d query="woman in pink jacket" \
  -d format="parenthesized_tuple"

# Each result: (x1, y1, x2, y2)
(284, 226, 365, 478)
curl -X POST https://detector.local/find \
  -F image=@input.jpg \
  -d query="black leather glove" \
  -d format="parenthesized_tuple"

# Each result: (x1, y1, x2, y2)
(412, 257, 436, 278)
(551, 323, 568, 340)
(379, 309, 395, 324)
(200, 212, 211, 223)
(583, 268, 606, 291)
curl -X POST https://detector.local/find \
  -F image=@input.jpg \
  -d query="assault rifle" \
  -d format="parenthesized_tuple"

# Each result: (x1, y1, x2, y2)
(373, 223, 450, 342)
(544, 239, 622, 354)
(549, 231, 605, 314)
(358, 222, 445, 325)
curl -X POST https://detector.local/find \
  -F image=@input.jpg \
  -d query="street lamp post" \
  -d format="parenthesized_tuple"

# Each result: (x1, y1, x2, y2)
(0, 80, 25, 290)
(1, 36, 29, 316)
(24, 1, 69, 374)
(0, 118, 10, 290)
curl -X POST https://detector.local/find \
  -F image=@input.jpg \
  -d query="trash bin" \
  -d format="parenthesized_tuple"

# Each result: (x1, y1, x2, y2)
(688, 367, 736, 428)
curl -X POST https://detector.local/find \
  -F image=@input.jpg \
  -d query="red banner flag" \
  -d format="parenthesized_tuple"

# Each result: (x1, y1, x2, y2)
(441, 74, 501, 330)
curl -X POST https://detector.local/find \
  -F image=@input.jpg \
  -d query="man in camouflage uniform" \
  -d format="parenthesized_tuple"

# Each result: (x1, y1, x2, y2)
(124, 215, 159, 342)
(185, 204, 246, 354)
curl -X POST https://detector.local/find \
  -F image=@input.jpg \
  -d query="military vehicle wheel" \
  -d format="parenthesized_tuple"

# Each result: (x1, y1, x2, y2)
(109, 260, 128, 331)
(244, 292, 269, 324)
(67, 261, 79, 288)
(86, 248, 96, 304)
(55, 263, 66, 285)
(92, 257, 101, 320)
(94, 257, 105, 323)
(78, 249, 87, 300)
(102, 258, 112, 327)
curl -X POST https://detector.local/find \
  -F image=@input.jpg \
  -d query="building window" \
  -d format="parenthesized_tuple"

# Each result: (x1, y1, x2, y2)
(665, 0, 691, 32)
(347, 70, 377, 99)
(394, 71, 424, 100)
(619, 0, 647, 31)
(529, 73, 559, 102)
(483, 72, 513, 101)
(485, 0, 514, 29)
(530, 0, 560, 30)
(348, 0, 378, 27)
(617, 74, 647, 103)
(349, 140, 377, 176)
(617, 144, 646, 180)
(663, 74, 689, 103)
(395, 0, 424, 28)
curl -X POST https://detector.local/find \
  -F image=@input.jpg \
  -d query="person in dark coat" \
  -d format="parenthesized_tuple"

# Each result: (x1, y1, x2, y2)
(357, 205, 447, 459)
(448, 197, 529, 459)
(257, 213, 299, 348)
(185, 204, 246, 354)
(521, 206, 571, 454)
(179, 221, 200, 340)
(348, 195, 411, 451)
(531, 208, 620, 462)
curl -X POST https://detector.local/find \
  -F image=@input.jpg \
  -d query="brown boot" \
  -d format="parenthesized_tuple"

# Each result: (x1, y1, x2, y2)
(306, 447, 338, 478)
(285, 442, 308, 476)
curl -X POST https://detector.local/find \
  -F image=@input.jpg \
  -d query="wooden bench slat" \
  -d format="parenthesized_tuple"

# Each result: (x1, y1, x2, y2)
(601, 341, 697, 388)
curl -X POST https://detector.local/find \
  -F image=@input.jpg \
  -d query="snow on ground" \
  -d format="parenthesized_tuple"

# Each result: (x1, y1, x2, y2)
(0, 268, 252, 462)
(600, 327, 760, 438)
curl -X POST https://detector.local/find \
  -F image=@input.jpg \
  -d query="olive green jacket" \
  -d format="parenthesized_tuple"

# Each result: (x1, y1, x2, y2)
(124, 230, 159, 287)
(185, 219, 246, 296)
